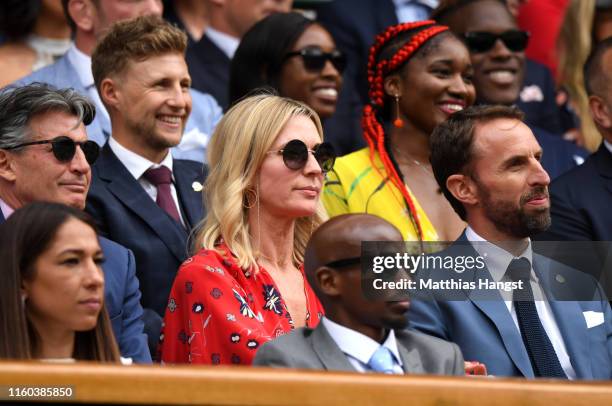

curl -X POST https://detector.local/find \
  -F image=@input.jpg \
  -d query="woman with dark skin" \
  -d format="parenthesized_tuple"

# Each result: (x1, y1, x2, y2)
(323, 21, 476, 243)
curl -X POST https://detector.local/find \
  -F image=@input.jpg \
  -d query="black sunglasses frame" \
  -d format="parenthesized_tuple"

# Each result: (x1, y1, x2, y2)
(325, 257, 361, 269)
(284, 47, 347, 73)
(4, 135, 100, 165)
(268, 139, 336, 173)
(462, 30, 530, 53)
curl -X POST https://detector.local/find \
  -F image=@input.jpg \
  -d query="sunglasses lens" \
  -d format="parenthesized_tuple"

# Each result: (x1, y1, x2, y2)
(330, 51, 347, 73)
(464, 33, 496, 53)
(314, 142, 336, 173)
(501, 31, 529, 51)
(51, 137, 76, 162)
(82, 141, 100, 164)
(282, 139, 308, 170)
(301, 50, 327, 71)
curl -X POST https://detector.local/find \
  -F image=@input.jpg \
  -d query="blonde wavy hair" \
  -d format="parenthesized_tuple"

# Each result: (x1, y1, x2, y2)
(193, 93, 327, 270)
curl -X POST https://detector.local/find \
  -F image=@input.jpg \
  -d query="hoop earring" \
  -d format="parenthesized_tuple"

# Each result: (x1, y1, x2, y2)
(393, 94, 404, 128)
(244, 187, 258, 209)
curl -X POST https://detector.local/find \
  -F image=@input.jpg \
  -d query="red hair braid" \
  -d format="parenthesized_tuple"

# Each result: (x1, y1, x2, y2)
(362, 21, 449, 241)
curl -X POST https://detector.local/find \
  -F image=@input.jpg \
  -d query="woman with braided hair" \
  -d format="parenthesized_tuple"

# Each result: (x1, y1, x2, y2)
(322, 21, 476, 242)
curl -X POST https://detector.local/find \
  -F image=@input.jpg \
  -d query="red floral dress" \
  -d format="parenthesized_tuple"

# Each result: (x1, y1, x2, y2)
(159, 244, 323, 365)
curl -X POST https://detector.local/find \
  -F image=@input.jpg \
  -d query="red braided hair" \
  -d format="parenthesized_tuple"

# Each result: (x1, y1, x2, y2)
(362, 20, 449, 241)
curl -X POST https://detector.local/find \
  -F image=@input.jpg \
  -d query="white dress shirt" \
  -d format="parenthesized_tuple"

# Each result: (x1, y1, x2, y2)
(322, 317, 404, 374)
(604, 139, 612, 155)
(66, 44, 110, 121)
(465, 226, 576, 379)
(108, 137, 185, 225)
(205, 27, 240, 59)
(0, 197, 14, 218)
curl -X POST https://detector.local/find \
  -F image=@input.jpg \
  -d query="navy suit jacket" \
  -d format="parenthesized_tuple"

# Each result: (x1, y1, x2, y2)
(539, 144, 612, 241)
(187, 34, 231, 111)
(11, 53, 222, 163)
(408, 234, 612, 379)
(0, 209, 151, 363)
(85, 144, 206, 317)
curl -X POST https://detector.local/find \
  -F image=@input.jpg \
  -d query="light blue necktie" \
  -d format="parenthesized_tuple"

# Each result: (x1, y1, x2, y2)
(368, 346, 396, 374)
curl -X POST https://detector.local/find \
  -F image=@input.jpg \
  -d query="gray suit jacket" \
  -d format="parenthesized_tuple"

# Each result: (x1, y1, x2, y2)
(253, 322, 464, 375)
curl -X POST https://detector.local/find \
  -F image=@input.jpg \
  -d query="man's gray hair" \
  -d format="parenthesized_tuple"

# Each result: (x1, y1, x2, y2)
(0, 83, 96, 150)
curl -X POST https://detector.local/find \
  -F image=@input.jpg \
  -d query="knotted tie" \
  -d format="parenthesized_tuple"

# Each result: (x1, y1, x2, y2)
(143, 166, 181, 223)
(367, 346, 396, 374)
(506, 257, 567, 378)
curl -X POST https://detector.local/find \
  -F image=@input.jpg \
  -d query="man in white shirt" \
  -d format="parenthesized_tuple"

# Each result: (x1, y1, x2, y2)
(187, 0, 291, 109)
(253, 213, 464, 375)
(408, 104, 612, 379)
(84, 16, 206, 344)
(14, 0, 221, 163)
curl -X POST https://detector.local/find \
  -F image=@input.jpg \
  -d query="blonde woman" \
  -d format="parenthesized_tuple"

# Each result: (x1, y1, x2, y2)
(160, 94, 335, 365)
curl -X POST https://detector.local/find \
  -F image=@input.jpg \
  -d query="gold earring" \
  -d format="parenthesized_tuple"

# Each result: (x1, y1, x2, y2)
(244, 187, 258, 209)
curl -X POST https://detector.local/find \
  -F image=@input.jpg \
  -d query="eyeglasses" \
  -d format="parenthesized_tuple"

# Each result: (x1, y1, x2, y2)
(268, 139, 336, 173)
(462, 30, 530, 53)
(4, 136, 100, 165)
(284, 47, 347, 73)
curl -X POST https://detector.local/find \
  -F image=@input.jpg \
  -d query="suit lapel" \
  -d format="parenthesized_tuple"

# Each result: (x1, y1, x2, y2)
(534, 257, 592, 379)
(395, 333, 425, 374)
(173, 160, 205, 229)
(96, 145, 188, 262)
(453, 235, 535, 377)
(310, 323, 359, 372)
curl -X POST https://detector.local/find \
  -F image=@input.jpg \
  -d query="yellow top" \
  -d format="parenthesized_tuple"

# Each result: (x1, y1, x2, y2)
(322, 147, 439, 241)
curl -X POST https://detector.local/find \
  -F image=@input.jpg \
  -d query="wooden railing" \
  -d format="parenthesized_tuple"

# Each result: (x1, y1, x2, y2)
(0, 361, 611, 405)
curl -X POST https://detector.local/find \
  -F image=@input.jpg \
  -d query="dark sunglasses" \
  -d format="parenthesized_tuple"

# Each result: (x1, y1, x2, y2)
(325, 257, 361, 269)
(284, 47, 347, 73)
(268, 139, 336, 173)
(4, 136, 100, 165)
(462, 30, 530, 53)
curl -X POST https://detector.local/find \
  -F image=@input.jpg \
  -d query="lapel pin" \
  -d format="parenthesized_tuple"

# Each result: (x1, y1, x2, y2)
(192, 181, 203, 192)
(555, 274, 565, 283)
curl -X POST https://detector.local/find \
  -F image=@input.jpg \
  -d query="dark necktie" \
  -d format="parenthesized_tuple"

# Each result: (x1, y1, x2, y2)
(143, 166, 181, 223)
(506, 257, 567, 378)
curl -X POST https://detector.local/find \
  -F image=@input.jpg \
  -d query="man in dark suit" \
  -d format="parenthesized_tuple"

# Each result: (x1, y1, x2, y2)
(187, 0, 291, 110)
(254, 213, 464, 375)
(408, 104, 612, 379)
(86, 16, 206, 338)
(0, 84, 150, 363)
(434, 0, 587, 179)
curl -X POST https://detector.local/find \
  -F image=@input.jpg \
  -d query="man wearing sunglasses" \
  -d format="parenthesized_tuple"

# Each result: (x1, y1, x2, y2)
(12, 0, 222, 164)
(0, 83, 151, 364)
(254, 213, 464, 375)
(433, 0, 588, 180)
(86, 16, 206, 351)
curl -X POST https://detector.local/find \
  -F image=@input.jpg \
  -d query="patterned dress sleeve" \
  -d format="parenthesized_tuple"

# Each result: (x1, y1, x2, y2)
(160, 250, 282, 365)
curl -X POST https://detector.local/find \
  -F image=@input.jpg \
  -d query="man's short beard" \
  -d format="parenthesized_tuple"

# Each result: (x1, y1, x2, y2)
(478, 181, 551, 239)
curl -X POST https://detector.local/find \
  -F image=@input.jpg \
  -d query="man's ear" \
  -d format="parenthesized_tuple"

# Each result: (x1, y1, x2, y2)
(0, 150, 17, 183)
(446, 173, 478, 207)
(316, 267, 342, 297)
(99, 78, 120, 111)
(383, 74, 402, 98)
(68, 0, 96, 33)
(589, 94, 612, 130)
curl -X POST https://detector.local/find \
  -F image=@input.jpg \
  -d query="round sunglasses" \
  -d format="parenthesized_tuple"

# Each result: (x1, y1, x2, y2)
(462, 30, 530, 53)
(268, 139, 336, 173)
(4, 135, 100, 165)
(284, 47, 347, 73)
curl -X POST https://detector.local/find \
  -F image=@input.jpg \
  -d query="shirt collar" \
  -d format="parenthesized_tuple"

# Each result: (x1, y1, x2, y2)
(0, 197, 14, 219)
(66, 43, 94, 88)
(108, 136, 174, 180)
(205, 27, 239, 59)
(392, 0, 439, 8)
(322, 317, 403, 367)
(604, 140, 612, 155)
(465, 226, 535, 282)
